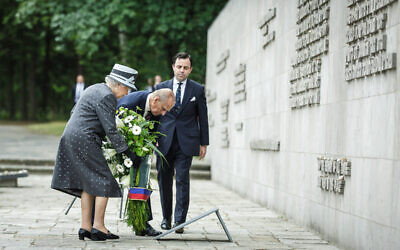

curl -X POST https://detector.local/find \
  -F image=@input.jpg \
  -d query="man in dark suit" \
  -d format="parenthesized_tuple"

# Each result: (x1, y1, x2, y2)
(117, 88, 175, 236)
(155, 52, 209, 233)
(72, 74, 87, 105)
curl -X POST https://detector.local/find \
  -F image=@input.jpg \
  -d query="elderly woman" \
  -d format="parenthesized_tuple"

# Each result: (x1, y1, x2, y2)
(51, 64, 139, 241)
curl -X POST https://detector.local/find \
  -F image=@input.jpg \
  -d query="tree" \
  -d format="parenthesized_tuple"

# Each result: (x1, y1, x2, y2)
(0, 0, 227, 121)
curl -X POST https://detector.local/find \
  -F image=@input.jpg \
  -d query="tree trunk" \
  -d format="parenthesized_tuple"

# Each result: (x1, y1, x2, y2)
(27, 55, 36, 120)
(119, 30, 128, 64)
(41, 27, 51, 113)
(8, 62, 15, 119)
(167, 44, 179, 76)
(21, 60, 28, 120)
(75, 54, 82, 75)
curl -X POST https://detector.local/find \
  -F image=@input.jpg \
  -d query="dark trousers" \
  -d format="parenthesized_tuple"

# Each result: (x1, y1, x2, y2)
(157, 132, 193, 223)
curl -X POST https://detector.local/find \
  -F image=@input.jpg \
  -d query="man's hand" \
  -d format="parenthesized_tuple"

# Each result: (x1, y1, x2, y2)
(199, 145, 207, 160)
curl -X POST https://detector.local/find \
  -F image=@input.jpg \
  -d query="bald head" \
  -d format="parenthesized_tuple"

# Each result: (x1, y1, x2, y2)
(149, 88, 175, 116)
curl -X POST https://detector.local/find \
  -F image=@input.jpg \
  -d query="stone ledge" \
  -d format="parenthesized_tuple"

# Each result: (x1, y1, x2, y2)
(0, 158, 55, 166)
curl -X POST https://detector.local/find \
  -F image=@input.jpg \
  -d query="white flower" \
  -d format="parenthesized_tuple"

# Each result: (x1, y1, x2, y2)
(120, 175, 130, 188)
(116, 164, 124, 173)
(110, 164, 117, 175)
(119, 109, 125, 116)
(103, 148, 117, 159)
(116, 116, 124, 128)
(124, 115, 134, 123)
(131, 125, 141, 135)
(124, 158, 133, 168)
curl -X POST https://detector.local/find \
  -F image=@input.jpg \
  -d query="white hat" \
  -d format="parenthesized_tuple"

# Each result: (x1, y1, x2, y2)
(108, 64, 138, 90)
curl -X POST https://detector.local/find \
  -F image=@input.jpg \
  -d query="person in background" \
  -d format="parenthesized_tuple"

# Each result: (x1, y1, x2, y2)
(145, 77, 155, 92)
(154, 75, 162, 87)
(72, 74, 87, 105)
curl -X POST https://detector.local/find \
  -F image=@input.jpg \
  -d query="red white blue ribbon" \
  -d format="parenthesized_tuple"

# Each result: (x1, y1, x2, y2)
(128, 187, 152, 201)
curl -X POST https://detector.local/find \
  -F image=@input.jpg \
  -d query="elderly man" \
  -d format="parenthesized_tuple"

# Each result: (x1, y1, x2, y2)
(52, 64, 140, 241)
(117, 88, 175, 236)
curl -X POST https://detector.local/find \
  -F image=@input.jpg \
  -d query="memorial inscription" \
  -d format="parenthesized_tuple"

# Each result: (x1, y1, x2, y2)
(317, 156, 351, 194)
(290, 0, 330, 109)
(206, 88, 217, 103)
(216, 50, 230, 74)
(345, 0, 397, 81)
(250, 139, 280, 151)
(220, 99, 230, 148)
(259, 8, 276, 49)
(234, 64, 246, 104)
(220, 99, 229, 121)
(221, 126, 229, 148)
(235, 122, 243, 131)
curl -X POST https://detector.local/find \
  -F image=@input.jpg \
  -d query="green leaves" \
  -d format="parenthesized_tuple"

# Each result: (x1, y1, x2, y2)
(115, 107, 160, 158)
(0, 0, 227, 120)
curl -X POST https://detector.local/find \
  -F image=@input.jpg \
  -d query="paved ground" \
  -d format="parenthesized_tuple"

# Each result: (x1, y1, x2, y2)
(0, 125, 341, 249)
(0, 125, 59, 161)
(0, 175, 341, 250)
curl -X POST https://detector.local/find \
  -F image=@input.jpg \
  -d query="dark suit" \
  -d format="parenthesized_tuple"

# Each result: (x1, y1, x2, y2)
(155, 79, 209, 223)
(117, 90, 159, 222)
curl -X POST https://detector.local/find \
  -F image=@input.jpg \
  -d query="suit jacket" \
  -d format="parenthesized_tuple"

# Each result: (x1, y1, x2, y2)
(155, 79, 209, 156)
(117, 90, 160, 130)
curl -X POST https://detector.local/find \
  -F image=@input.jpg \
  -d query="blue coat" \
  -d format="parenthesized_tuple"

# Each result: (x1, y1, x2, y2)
(117, 90, 160, 131)
(117, 90, 149, 115)
(155, 79, 209, 156)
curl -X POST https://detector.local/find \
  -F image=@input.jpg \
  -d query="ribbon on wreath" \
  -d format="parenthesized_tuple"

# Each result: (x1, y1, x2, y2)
(127, 155, 152, 201)
(128, 187, 152, 201)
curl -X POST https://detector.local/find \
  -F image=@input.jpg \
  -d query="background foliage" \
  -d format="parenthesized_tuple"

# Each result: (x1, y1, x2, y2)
(0, 0, 226, 121)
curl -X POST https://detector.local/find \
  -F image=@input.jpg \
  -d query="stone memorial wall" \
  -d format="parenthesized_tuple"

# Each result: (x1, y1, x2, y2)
(290, 0, 329, 109)
(206, 0, 400, 249)
(345, 0, 397, 80)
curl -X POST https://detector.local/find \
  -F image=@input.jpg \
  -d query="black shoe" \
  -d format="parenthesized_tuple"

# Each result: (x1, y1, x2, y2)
(173, 222, 184, 234)
(161, 218, 171, 230)
(106, 230, 120, 240)
(90, 228, 107, 241)
(78, 228, 91, 240)
(135, 223, 162, 236)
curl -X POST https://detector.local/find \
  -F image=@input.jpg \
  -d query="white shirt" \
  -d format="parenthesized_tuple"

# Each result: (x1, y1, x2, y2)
(173, 77, 187, 104)
(75, 82, 85, 103)
(143, 94, 151, 118)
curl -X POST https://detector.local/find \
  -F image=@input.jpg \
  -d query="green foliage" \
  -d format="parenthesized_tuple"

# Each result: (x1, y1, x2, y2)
(125, 199, 149, 233)
(103, 107, 166, 179)
(0, 0, 227, 120)
(26, 121, 67, 136)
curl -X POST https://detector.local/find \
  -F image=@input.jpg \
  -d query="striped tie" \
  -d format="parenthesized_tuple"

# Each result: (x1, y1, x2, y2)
(175, 82, 183, 109)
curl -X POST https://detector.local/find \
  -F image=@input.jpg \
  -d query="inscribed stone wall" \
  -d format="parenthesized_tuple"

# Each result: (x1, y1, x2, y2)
(206, 0, 400, 249)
